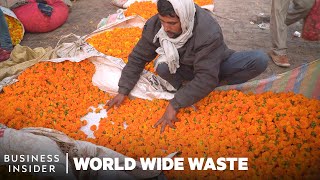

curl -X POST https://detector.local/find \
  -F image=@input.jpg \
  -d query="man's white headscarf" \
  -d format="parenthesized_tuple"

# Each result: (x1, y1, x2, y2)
(153, 0, 196, 74)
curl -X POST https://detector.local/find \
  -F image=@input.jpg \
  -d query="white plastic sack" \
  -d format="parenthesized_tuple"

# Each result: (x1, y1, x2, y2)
(0, 126, 178, 179)
(90, 56, 175, 100)
(111, 0, 157, 9)
(97, 9, 126, 29)
(53, 16, 175, 101)
(0, 127, 76, 179)
(55, 33, 92, 59)
(44, 53, 175, 101)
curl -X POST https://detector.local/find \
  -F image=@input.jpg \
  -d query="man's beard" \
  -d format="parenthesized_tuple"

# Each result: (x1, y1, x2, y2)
(166, 31, 182, 38)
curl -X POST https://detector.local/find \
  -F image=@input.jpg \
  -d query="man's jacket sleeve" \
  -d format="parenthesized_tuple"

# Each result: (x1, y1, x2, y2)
(118, 22, 158, 95)
(170, 32, 224, 110)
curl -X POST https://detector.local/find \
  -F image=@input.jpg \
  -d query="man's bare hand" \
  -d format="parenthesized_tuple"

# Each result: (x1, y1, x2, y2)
(153, 103, 179, 133)
(106, 94, 126, 110)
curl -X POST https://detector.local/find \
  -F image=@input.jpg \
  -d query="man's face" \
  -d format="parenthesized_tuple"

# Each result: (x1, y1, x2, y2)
(158, 14, 182, 38)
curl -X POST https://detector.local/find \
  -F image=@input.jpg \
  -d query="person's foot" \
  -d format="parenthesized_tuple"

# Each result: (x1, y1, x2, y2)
(268, 51, 290, 67)
(0, 48, 12, 62)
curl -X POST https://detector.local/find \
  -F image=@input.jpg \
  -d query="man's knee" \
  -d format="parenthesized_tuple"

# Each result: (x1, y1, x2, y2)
(298, 0, 315, 10)
(156, 63, 170, 78)
(253, 50, 269, 73)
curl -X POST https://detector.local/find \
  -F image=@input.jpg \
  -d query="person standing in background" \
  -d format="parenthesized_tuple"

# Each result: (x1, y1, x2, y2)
(269, 0, 315, 67)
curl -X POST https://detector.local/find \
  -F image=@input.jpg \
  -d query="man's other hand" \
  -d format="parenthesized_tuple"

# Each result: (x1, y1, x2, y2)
(106, 94, 126, 110)
(153, 103, 179, 133)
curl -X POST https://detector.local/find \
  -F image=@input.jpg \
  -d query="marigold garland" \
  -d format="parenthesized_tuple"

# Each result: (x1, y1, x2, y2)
(4, 15, 24, 45)
(0, 59, 319, 178)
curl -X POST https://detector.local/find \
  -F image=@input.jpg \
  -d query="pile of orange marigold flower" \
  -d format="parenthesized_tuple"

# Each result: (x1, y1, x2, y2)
(87, 0, 216, 73)
(0, 60, 110, 140)
(124, 1, 158, 20)
(1, 1, 319, 177)
(0, 58, 319, 178)
(86, 27, 141, 63)
(4, 15, 24, 45)
(194, 0, 214, 6)
(125, 0, 214, 20)
(86, 27, 156, 72)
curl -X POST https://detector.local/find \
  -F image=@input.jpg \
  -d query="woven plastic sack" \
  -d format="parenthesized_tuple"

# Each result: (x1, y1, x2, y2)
(111, 0, 157, 9)
(216, 59, 320, 100)
(302, 0, 320, 41)
(55, 33, 88, 59)
(0, 125, 177, 179)
(0, 126, 75, 179)
(12, 0, 69, 33)
(97, 9, 125, 29)
(0, 6, 24, 45)
(111, 0, 128, 8)
(52, 16, 175, 101)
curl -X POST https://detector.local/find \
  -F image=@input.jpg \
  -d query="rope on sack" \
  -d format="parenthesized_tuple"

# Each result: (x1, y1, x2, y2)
(54, 33, 89, 58)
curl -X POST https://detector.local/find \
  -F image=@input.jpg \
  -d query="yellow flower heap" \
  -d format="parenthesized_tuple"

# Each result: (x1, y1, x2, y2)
(4, 15, 24, 45)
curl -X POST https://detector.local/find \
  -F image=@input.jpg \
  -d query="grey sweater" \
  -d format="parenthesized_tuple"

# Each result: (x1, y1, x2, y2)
(118, 5, 235, 110)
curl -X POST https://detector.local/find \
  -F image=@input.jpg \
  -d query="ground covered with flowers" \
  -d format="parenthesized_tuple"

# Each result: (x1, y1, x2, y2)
(1, 1, 320, 178)
(0, 59, 319, 179)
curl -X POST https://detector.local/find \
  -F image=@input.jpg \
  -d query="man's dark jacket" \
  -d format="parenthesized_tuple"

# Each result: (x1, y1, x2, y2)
(118, 5, 235, 110)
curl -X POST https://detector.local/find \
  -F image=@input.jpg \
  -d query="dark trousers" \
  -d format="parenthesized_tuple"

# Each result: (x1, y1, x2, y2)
(156, 50, 270, 89)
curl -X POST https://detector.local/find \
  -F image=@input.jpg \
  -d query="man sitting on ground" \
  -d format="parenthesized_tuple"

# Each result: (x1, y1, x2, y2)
(107, 0, 270, 133)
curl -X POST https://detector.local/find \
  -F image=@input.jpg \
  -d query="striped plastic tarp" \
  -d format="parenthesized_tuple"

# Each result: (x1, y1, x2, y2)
(216, 59, 320, 100)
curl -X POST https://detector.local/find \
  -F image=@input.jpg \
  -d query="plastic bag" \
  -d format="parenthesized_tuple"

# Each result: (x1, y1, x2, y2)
(55, 33, 88, 59)
(302, 0, 320, 41)
(0, 126, 178, 179)
(12, 0, 69, 33)
(0, 6, 24, 45)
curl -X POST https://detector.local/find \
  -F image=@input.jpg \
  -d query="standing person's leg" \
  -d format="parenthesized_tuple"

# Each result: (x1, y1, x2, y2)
(269, 0, 291, 67)
(219, 50, 269, 85)
(286, 0, 315, 25)
(0, 10, 13, 62)
(270, 0, 291, 55)
(0, 10, 13, 51)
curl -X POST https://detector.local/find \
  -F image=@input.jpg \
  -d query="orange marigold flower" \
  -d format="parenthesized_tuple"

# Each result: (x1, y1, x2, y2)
(90, 124, 97, 131)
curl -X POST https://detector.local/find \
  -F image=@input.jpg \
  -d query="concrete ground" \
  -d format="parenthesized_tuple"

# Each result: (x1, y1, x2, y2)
(20, 0, 320, 80)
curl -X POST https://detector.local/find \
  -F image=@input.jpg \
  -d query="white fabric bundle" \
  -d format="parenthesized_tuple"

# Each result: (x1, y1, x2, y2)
(153, 0, 196, 74)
